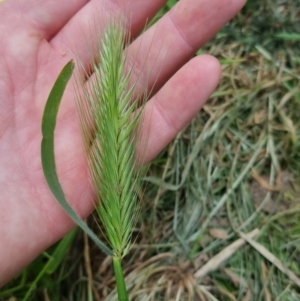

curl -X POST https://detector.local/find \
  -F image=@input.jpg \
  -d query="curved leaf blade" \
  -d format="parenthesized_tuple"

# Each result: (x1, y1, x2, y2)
(41, 60, 113, 256)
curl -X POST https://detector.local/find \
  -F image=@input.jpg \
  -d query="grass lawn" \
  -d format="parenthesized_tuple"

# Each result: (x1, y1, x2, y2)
(1, 0, 300, 300)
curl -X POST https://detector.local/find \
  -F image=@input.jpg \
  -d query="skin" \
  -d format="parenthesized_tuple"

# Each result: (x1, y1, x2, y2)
(0, 0, 246, 286)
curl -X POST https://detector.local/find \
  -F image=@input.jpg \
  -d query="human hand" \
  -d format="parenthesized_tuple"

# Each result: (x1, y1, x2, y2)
(0, 0, 245, 286)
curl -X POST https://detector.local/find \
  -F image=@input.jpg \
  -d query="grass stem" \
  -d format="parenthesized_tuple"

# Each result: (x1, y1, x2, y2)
(113, 257, 129, 301)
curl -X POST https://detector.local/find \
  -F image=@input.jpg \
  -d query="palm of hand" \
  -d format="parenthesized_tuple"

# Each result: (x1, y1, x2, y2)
(0, 0, 245, 286)
(0, 5, 97, 284)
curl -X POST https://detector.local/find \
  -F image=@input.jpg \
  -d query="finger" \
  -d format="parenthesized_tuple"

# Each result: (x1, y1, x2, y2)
(52, 0, 244, 89)
(1, 0, 88, 39)
(127, 0, 246, 93)
(140, 54, 221, 162)
(50, 0, 166, 69)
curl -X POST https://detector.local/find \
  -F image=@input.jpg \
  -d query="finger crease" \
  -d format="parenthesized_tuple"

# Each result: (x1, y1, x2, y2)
(167, 12, 194, 52)
(153, 96, 178, 134)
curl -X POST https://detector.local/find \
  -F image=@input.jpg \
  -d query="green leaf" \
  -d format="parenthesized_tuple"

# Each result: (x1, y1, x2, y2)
(45, 228, 78, 274)
(41, 60, 113, 256)
(275, 32, 300, 41)
(21, 229, 78, 301)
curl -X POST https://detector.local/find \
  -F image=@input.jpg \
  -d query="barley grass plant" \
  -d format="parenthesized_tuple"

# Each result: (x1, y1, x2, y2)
(75, 20, 150, 301)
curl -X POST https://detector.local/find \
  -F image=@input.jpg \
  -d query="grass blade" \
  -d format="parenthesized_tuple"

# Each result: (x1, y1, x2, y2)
(22, 229, 78, 301)
(41, 60, 113, 256)
(45, 228, 78, 274)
